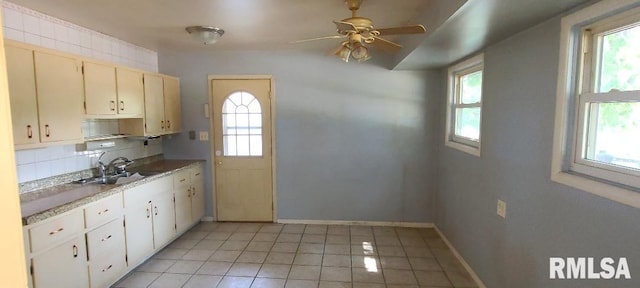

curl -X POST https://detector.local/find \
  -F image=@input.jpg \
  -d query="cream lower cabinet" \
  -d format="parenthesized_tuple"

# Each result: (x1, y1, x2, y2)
(31, 235, 88, 288)
(123, 176, 176, 267)
(174, 165, 205, 234)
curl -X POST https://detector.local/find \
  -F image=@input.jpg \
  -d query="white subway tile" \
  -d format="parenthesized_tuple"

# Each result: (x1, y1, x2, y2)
(15, 150, 36, 165)
(51, 160, 66, 176)
(34, 147, 53, 162)
(22, 13, 39, 34)
(3, 27, 24, 41)
(17, 163, 37, 183)
(41, 37, 55, 49)
(24, 33, 41, 46)
(3, 7, 23, 30)
(54, 23, 68, 42)
(39, 18, 55, 38)
(35, 160, 52, 179)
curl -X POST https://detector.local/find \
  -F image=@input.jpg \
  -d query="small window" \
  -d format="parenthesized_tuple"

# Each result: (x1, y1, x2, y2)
(552, 0, 640, 207)
(222, 91, 263, 156)
(445, 54, 484, 156)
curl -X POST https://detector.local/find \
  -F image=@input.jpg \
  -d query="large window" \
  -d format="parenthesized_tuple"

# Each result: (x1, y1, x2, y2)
(552, 0, 640, 207)
(446, 54, 483, 156)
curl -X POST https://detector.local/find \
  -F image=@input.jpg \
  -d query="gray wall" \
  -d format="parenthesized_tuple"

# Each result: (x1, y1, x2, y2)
(437, 15, 640, 288)
(158, 49, 441, 222)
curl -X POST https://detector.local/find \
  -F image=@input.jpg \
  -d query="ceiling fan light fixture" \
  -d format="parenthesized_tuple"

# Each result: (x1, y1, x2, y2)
(185, 26, 224, 44)
(351, 41, 370, 62)
(335, 43, 352, 62)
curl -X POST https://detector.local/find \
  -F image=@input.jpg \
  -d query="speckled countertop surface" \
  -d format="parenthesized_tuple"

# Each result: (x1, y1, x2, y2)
(20, 159, 204, 226)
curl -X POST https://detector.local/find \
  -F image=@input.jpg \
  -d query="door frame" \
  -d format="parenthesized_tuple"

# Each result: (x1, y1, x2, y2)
(208, 75, 277, 222)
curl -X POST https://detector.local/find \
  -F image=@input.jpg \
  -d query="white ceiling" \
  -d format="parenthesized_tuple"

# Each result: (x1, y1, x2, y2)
(9, 0, 592, 70)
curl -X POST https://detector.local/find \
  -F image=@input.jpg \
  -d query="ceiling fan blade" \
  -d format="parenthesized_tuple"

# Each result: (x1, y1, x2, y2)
(371, 36, 403, 53)
(333, 20, 358, 33)
(291, 35, 346, 43)
(375, 24, 426, 36)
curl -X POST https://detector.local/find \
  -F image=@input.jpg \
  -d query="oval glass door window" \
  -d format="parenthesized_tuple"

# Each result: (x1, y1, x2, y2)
(222, 91, 262, 156)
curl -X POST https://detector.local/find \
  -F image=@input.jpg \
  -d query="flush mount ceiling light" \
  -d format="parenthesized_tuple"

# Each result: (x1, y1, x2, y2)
(185, 26, 225, 44)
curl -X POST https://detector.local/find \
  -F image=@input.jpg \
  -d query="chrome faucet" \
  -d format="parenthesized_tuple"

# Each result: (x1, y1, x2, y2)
(108, 156, 134, 175)
(97, 152, 107, 183)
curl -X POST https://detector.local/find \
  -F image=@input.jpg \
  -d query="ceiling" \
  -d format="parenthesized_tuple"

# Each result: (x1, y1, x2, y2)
(10, 0, 592, 70)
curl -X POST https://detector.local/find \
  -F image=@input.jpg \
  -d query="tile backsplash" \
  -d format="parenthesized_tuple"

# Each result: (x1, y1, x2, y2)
(3, 2, 164, 184)
(15, 138, 163, 185)
(1, 1, 158, 72)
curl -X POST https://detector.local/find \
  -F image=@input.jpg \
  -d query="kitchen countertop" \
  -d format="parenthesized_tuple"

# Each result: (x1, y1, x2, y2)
(20, 159, 204, 226)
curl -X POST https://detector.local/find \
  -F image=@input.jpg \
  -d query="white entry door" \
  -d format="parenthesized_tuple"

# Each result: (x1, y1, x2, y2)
(211, 79, 273, 222)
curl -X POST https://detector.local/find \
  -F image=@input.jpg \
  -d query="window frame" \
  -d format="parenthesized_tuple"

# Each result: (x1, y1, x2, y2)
(552, 0, 640, 208)
(445, 53, 484, 157)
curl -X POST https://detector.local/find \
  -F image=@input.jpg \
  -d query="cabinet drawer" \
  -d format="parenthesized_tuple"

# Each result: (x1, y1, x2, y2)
(86, 218, 126, 260)
(29, 210, 83, 253)
(191, 167, 203, 181)
(89, 251, 126, 288)
(84, 193, 123, 229)
(124, 176, 172, 208)
(173, 169, 190, 189)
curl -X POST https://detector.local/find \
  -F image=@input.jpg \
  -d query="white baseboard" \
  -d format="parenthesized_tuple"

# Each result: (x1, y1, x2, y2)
(434, 226, 487, 288)
(201, 216, 215, 222)
(276, 219, 434, 228)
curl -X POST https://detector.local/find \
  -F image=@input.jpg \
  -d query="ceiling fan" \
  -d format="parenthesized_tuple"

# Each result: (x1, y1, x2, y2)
(294, 0, 426, 62)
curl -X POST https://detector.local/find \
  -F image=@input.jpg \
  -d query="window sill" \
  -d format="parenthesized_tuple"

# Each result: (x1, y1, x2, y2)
(445, 140, 480, 157)
(551, 171, 640, 209)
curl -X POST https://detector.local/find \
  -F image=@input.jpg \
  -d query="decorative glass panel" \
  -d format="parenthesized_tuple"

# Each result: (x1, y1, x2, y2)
(222, 91, 263, 156)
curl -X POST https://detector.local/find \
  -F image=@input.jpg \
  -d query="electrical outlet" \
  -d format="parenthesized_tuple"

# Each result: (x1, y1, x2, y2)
(199, 131, 209, 141)
(497, 199, 507, 218)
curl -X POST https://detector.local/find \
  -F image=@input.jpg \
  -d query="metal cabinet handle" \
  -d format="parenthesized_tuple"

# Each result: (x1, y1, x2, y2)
(27, 125, 33, 139)
(72, 244, 78, 258)
(154, 206, 158, 216)
(45, 124, 50, 137)
(146, 207, 150, 218)
(167, 120, 171, 129)
(179, 178, 186, 183)
(101, 235, 112, 242)
(49, 227, 64, 235)
(195, 173, 201, 176)
(98, 208, 109, 215)
(187, 187, 192, 198)
(110, 100, 116, 111)
(120, 100, 125, 111)
(161, 120, 164, 129)
(102, 264, 112, 272)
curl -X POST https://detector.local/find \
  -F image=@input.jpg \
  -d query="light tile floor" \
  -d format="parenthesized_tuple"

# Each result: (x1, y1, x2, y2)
(112, 222, 477, 288)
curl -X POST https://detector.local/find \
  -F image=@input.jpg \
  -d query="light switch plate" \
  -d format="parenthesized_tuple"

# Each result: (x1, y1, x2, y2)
(497, 199, 506, 218)
(199, 131, 209, 141)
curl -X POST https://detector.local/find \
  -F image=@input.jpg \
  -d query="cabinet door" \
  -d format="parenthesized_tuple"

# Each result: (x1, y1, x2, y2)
(174, 170, 192, 234)
(84, 61, 117, 115)
(34, 51, 83, 143)
(143, 74, 165, 135)
(163, 77, 181, 133)
(152, 190, 176, 248)
(116, 68, 144, 116)
(191, 167, 205, 224)
(32, 236, 88, 288)
(6, 45, 39, 145)
(124, 202, 153, 267)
